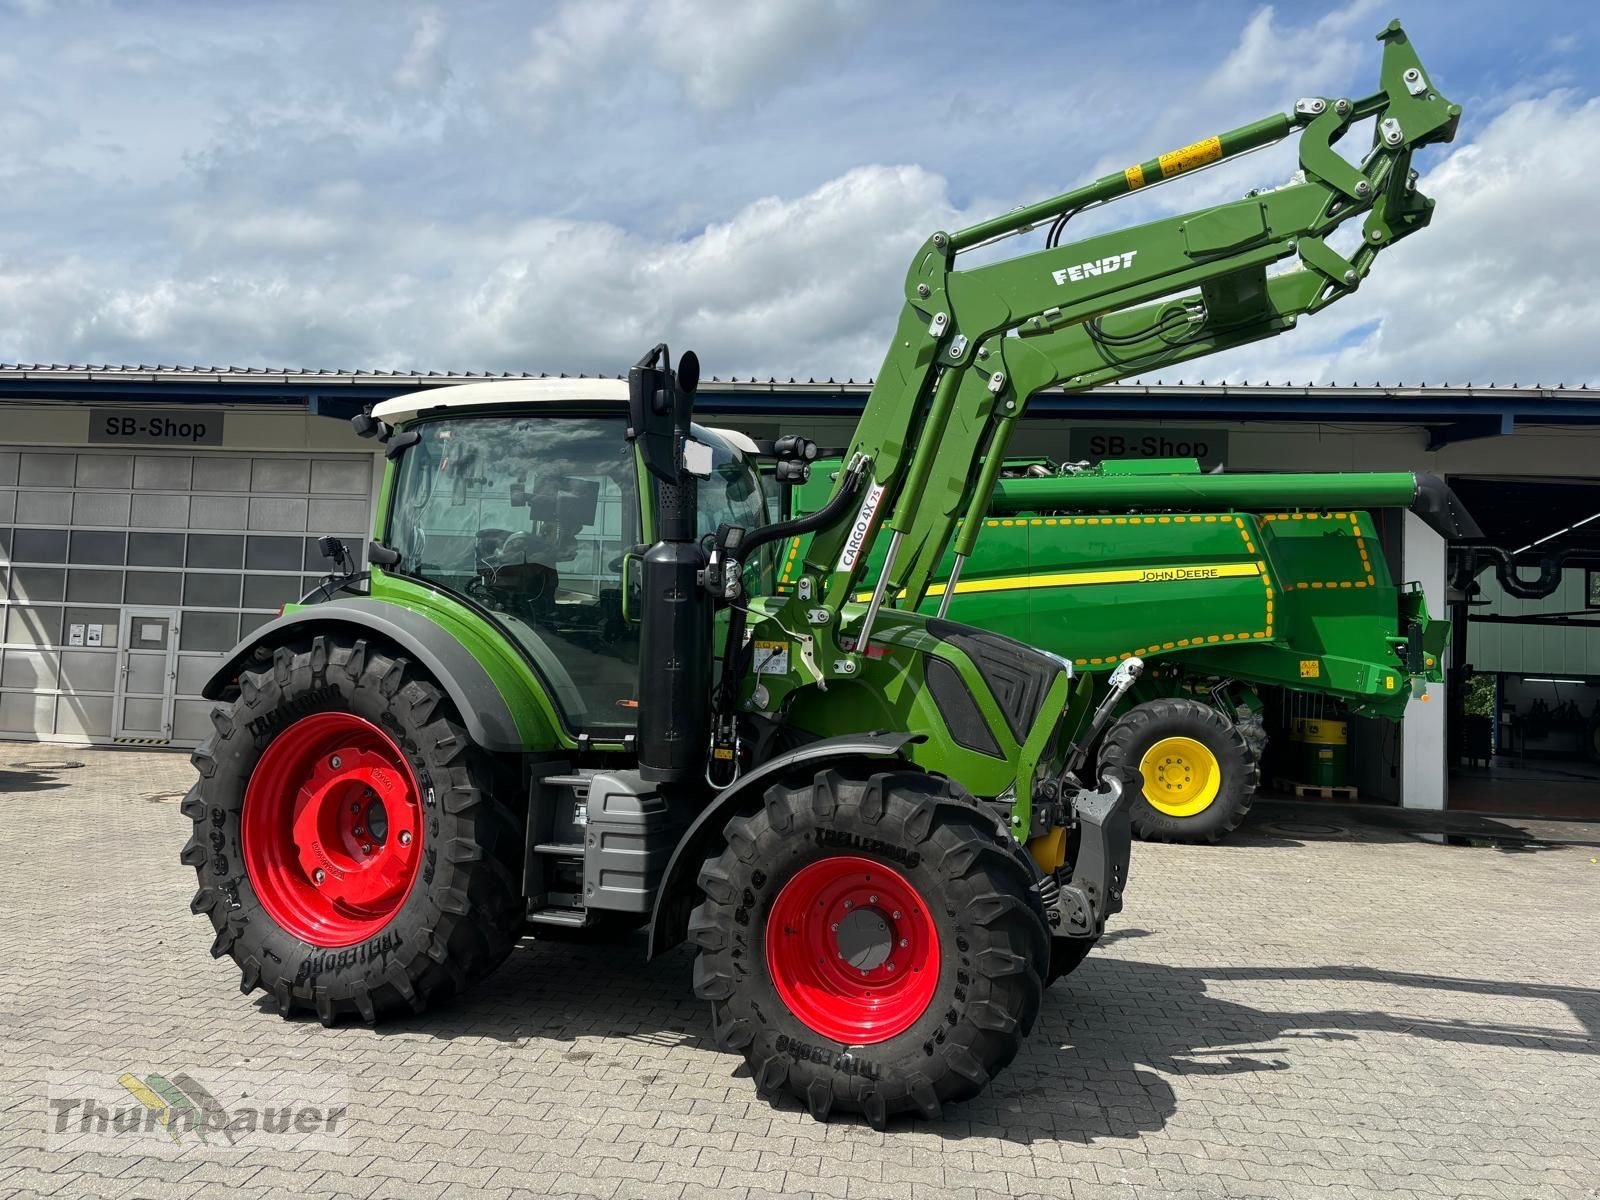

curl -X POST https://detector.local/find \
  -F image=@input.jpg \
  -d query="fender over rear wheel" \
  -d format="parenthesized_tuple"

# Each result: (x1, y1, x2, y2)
(181, 635, 524, 1023)
(689, 766, 1048, 1128)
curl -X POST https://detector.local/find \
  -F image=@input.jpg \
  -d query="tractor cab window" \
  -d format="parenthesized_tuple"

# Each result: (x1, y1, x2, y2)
(695, 432, 775, 593)
(388, 414, 639, 732)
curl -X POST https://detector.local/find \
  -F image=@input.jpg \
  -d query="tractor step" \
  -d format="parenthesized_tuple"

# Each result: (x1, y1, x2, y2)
(541, 774, 595, 792)
(1273, 778, 1359, 801)
(523, 764, 593, 914)
(527, 906, 590, 928)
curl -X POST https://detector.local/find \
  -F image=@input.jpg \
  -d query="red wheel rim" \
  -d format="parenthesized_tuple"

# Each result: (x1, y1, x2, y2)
(765, 855, 940, 1045)
(241, 712, 423, 948)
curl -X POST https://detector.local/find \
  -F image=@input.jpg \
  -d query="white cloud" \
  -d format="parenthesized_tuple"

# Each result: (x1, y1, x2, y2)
(0, 0, 1594, 397)
(8, 86, 1600, 391)
(1202, 1, 1384, 108)
(0, 163, 955, 375)
(392, 9, 450, 94)
(508, 0, 865, 119)
(511, 0, 636, 121)
(648, 0, 865, 112)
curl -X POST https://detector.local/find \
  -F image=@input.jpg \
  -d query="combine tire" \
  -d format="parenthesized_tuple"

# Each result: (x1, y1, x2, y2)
(689, 767, 1048, 1128)
(181, 635, 524, 1023)
(1101, 698, 1256, 844)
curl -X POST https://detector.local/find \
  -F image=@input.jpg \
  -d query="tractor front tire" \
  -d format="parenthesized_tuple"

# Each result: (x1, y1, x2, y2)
(1101, 697, 1256, 844)
(181, 635, 524, 1024)
(689, 767, 1049, 1128)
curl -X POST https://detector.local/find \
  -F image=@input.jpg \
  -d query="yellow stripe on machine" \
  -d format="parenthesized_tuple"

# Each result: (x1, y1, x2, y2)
(1158, 135, 1223, 177)
(855, 560, 1261, 602)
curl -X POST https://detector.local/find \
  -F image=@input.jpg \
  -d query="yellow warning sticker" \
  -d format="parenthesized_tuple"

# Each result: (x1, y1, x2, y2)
(754, 640, 789, 676)
(1124, 163, 1146, 190)
(1158, 135, 1223, 178)
(1299, 659, 1321, 679)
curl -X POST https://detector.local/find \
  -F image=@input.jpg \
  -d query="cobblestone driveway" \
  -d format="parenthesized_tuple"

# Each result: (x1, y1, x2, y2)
(1, 741, 1597, 1200)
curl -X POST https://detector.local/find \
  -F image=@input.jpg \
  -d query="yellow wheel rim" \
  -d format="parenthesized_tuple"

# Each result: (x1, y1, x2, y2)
(1138, 736, 1222, 818)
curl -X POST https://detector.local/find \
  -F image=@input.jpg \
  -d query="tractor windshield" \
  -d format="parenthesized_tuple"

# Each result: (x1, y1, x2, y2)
(387, 413, 641, 732)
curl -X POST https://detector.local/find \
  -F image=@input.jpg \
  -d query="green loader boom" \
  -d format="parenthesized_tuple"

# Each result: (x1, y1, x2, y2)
(182, 24, 1461, 1127)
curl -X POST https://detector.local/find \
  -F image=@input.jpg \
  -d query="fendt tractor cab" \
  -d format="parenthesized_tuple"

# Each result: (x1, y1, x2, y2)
(182, 25, 1459, 1126)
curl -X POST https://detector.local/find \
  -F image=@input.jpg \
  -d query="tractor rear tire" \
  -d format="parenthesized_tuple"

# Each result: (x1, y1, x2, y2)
(181, 635, 525, 1024)
(689, 766, 1049, 1128)
(1101, 698, 1256, 844)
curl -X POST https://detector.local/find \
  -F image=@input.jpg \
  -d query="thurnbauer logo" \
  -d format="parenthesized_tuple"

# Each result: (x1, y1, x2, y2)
(1052, 250, 1137, 286)
(49, 1071, 347, 1147)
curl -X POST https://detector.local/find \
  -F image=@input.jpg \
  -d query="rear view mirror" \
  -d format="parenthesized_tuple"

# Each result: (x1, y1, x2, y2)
(351, 412, 393, 441)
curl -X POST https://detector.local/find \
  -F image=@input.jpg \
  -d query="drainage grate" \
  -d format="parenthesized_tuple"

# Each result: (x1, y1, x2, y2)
(1260, 818, 1347, 838)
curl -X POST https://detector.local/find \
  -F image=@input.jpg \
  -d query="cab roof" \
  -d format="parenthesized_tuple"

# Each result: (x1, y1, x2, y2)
(369, 377, 758, 455)
(371, 378, 628, 423)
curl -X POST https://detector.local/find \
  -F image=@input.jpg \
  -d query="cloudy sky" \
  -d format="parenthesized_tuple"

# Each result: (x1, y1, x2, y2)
(1, 0, 1595, 384)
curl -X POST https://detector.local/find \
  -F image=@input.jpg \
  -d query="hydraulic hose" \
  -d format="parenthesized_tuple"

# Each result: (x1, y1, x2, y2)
(738, 458, 868, 561)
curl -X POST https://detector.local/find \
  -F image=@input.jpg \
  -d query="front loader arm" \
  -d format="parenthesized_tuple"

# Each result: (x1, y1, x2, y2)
(782, 21, 1459, 656)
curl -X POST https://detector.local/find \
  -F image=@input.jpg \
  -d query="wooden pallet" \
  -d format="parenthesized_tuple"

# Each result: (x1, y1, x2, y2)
(1272, 778, 1359, 801)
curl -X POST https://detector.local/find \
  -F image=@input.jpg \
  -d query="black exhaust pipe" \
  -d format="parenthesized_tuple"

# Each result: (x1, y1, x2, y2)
(628, 346, 711, 783)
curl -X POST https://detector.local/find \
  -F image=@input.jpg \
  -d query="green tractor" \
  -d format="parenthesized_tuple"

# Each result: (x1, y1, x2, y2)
(783, 454, 1473, 843)
(182, 25, 1459, 1126)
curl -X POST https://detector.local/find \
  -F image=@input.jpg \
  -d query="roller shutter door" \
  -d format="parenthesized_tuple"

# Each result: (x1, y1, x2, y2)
(0, 447, 373, 746)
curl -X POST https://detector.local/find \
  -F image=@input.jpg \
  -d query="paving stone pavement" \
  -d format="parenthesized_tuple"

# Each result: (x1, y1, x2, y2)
(2, 740, 1597, 1200)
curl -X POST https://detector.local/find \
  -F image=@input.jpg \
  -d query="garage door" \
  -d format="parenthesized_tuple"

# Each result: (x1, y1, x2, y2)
(0, 447, 374, 746)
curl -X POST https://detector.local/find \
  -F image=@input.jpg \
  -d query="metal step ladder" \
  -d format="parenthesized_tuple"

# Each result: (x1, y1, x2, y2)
(523, 765, 596, 929)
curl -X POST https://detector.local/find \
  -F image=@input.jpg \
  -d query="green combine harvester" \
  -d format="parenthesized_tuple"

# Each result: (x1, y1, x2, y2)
(182, 25, 1460, 1126)
(784, 454, 1472, 842)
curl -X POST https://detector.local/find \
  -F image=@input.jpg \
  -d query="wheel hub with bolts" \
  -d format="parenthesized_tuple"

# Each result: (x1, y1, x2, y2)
(1139, 735, 1223, 818)
(241, 711, 423, 947)
(764, 856, 939, 1044)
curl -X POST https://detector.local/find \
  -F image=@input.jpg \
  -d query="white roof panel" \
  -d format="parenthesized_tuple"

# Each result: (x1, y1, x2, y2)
(372, 378, 629, 423)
